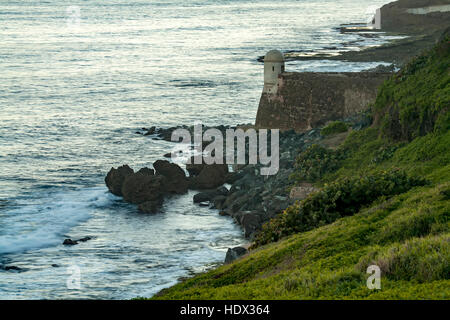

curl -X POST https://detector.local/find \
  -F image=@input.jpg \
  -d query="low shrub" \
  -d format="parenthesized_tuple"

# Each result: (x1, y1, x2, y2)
(371, 145, 400, 164)
(253, 169, 427, 247)
(290, 144, 345, 182)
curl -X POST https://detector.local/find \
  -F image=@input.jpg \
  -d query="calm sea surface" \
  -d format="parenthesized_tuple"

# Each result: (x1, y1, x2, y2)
(0, 0, 392, 299)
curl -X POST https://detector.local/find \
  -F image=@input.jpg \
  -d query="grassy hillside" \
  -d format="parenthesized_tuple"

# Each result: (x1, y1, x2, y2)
(150, 35, 450, 300)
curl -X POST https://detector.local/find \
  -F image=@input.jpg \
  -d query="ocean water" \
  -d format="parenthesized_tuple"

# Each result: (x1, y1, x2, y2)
(0, 0, 393, 299)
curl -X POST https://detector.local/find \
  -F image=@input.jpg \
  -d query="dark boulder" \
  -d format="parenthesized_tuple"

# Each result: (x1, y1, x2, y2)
(105, 165, 134, 196)
(77, 236, 92, 242)
(138, 198, 163, 214)
(136, 167, 154, 176)
(240, 213, 261, 238)
(0, 265, 23, 272)
(63, 239, 78, 245)
(144, 126, 156, 136)
(193, 191, 213, 203)
(153, 160, 188, 194)
(63, 237, 92, 245)
(212, 195, 227, 210)
(186, 156, 205, 176)
(189, 164, 229, 190)
(224, 246, 248, 264)
(121, 172, 165, 204)
(193, 186, 229, 203)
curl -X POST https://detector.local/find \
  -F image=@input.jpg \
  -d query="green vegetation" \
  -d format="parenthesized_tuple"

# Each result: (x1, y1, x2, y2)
(320, 121, 349, 136)
(373, 34, 449, 141)
(254, 170, 427, 247)
(150, 34, 450, 300)
(289, 144, 344, 182)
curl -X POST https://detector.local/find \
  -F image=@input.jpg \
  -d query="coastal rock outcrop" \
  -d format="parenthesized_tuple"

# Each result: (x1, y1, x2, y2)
(138, 199, 164, 214)
(193, 186, 229, 204)
(240, 213, 261, 238)
(215, 123, 365, 239)
(105, 165, 134, 196)
(224, 246, 248, 264)
(0, 265, 23, 272)
(105, 161, 191, 214)
(189, 164, 229, 190)
(153, 160, 189, 194)
(63, 237, 92, 246)
(186, 161, 205, 177)
(122, 172, 166, 204)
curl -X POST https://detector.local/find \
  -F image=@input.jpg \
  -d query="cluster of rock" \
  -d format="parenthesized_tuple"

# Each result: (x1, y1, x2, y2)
(107, 116, 368, 266)
(135, 124, 242, 142)
(105, 159, 229, 213)
(210, 128, 323, 239)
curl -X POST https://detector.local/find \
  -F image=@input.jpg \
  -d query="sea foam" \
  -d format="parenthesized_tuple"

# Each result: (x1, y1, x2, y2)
(0, 187, 113, 255)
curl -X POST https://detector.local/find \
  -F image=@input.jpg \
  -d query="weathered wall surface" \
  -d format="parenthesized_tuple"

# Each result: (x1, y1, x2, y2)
(255, 72, 390, 132)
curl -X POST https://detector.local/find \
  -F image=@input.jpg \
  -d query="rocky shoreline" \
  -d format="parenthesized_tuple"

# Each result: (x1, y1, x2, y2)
(106, 113, 370, 263)
(105, 0, 450, 265)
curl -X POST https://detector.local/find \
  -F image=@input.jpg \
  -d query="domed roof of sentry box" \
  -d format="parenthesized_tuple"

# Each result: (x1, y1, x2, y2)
(264, 50, 284, 62)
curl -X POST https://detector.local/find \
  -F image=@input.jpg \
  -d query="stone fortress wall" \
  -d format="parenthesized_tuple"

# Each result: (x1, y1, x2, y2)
(255, 71, 390, 132)
(255, 48, 390, 132)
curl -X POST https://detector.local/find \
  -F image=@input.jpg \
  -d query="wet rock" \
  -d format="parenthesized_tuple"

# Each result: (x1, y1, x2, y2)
(138, 199, 163, 214)
(105, 165, 134, 196)
(63, 236, 92, 246)
(77, 236, 92, 242)
(144, 126, 156, 136)
(212, 195, 227, 209)
(189, 164, 228, 190)
(186, 157, 206, 177)
(121, 172, 165, 204)
(193, 191, 213, 203)
(225, 171, 244, 184)
(193, 186, 228, 203)
(240, 213, 261, 238)
(137, 167, 154, 176)
(222, 190, 247, 213)
(63, 239, 78, 245)
(224, 247, 248, 264)
(153, 160, 188, 194)
(1, 265, 20, 271)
